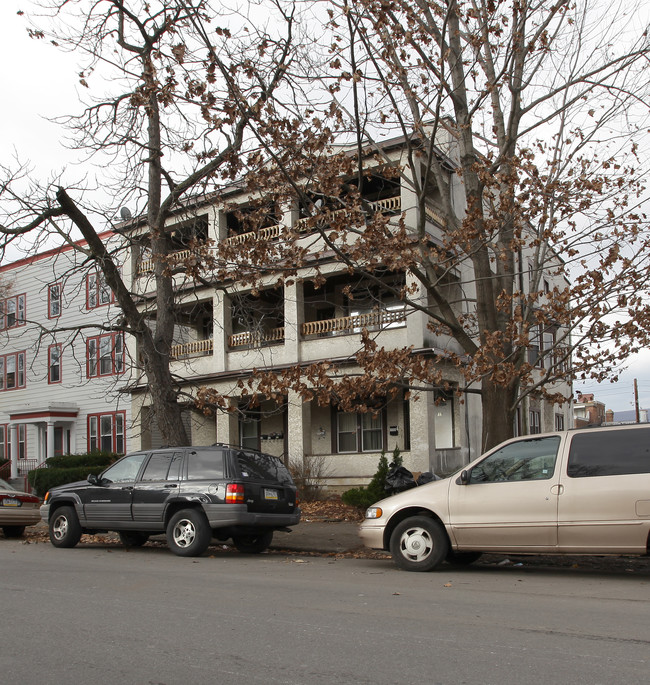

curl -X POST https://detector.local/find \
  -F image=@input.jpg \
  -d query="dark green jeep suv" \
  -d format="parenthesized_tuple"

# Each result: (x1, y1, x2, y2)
(40, 445, 300, 556)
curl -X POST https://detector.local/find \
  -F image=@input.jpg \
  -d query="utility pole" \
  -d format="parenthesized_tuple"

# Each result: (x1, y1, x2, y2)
(634, 378, 640, 423)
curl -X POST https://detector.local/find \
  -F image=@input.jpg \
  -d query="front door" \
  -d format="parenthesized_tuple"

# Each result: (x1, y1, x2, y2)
(448, 435, 563, 550)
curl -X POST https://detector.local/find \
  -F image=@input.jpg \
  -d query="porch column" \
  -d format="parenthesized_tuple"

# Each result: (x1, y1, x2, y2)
(213, 292, 228, 372)
(405, 271, 427, 349)
(286, 390, 310, 468)
(283, 279, 304, 362)
(46, 421, 55, 462)
(9, 423, 18, 478)
(216, 398, 238, 445)
(408, 391, 436, 473)
(69, 421, 77, 454)
(37, 424, 45, 463)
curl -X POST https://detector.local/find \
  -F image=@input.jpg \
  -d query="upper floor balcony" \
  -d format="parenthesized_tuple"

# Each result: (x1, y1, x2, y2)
(133, 192, 411, 279)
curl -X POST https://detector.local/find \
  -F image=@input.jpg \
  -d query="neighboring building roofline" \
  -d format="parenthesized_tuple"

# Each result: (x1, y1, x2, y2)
(0, 229, 115, 273)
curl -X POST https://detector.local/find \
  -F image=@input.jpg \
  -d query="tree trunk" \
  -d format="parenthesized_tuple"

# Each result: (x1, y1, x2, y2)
(480, 379, 518, 453)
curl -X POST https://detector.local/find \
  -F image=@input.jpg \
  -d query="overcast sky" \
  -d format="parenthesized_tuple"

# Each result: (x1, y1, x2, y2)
(1, 0, 648, 413)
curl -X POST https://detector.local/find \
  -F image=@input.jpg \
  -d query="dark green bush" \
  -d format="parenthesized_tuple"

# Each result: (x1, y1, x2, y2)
(342, 448, 402, 510)
(28, 452, 119, 496)
(45, 452, 118, 469)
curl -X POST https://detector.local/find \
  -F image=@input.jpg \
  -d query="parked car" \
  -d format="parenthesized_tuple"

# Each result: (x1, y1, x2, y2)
(0, 478, 41, 538)
(40, 445, 300, 556)
(359, 424, 650, 571)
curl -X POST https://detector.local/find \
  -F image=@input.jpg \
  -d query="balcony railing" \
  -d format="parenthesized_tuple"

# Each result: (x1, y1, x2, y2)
(136, 197, 404, 275)
(137, 249, 193, 275)
(424, 203, 446, 227)
(225, 223, 283, 246)
(295, 196, 402, 233)
(170, 338, 214, 359)
(301, 308, 406, 337)
(228, 327, 285, 348)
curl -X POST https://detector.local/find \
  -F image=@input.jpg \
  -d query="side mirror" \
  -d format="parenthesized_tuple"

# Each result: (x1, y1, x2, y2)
(460, 469, 469, 485)
(87, 474, 99, 485)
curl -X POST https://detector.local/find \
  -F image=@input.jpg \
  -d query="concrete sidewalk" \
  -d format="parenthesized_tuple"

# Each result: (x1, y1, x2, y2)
(272, 520, 366, 554)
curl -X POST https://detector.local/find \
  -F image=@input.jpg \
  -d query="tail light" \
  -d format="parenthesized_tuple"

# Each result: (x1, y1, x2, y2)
(226, 483, 245, 504)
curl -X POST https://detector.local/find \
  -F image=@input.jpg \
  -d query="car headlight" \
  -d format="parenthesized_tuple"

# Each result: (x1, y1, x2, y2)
(365, 506, 383, 519)
(43, 492, 50, 504)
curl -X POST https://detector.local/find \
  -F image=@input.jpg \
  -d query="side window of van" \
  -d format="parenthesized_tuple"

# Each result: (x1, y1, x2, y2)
(567, 427, 650, 477)
(469, 436, 560, 484)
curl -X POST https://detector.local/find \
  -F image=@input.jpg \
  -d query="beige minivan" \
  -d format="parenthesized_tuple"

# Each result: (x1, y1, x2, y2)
(359, 424, 650, 571)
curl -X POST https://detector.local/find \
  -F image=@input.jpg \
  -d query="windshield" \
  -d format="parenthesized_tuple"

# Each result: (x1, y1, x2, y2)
(0, 478, 16, 491)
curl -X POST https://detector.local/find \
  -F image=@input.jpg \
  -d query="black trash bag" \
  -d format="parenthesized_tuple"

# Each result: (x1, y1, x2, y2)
(384, 465, 416, 494)
(416, 471, 440, 485)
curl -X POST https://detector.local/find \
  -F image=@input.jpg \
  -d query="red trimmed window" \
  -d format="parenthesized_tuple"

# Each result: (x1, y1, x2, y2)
(86, 272, 114, 309)
(0, 424, 26, 459)
(0, 294, 26, 330)
(86, 333, 124, 378)
(88, 412, 125, 454)
(17, 424, 26, 459)
(48, 283, 62, 318)
(0, 351, 26, 391)
(48, 344, 62, 384)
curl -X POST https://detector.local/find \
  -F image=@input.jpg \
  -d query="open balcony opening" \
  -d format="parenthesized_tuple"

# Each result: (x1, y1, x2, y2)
(302, 272, 407, 338)
(229, 289, 285, 349)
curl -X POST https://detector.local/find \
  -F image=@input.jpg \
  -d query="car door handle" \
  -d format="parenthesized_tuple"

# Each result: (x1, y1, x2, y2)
(164, 484, 178, 488)
(121, 486, 134, 491)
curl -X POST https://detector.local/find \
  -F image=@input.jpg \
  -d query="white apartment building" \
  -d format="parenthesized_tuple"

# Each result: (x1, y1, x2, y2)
(123, 133, 573, 490)
(0, 233, 132, 486)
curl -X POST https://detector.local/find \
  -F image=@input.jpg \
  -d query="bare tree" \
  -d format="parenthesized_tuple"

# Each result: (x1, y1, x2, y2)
(0, 0, 299, 445)
(203, 0, 650, 451)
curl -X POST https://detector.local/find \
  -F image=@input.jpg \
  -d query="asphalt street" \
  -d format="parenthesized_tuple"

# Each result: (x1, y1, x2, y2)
(2, 535, 649, 685)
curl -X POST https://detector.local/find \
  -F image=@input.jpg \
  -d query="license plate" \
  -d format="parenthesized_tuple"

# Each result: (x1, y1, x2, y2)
(264, 489, 278, 500)
(2, 498, 20, 507)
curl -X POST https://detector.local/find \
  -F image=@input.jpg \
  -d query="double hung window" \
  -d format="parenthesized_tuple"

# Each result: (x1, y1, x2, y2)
(86, 272, 114, 309)
(88, 412, 125, 453)
(0, 294, 26, 330)
(336, 410, 384, 453)
(87, 333, 124, 377)
(0, 352, 26, 390)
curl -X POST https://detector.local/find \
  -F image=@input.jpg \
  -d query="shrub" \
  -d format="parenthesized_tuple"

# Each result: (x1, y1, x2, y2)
(45, 452, 118, 470)
(28, 452, 119, 496)
(341, 447, 403, 511)
(289, 454, 331, 502)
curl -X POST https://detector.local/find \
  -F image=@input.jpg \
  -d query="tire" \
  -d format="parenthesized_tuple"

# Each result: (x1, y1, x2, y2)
(389, 516, 449, 572)
(119, 531, 150, 548)
(166, 509, 211, 557)
(446, 550, 482, 566)
(233, 530, 274, 554)
(2, 525, 26, 538)
(49, 506, 82, 548)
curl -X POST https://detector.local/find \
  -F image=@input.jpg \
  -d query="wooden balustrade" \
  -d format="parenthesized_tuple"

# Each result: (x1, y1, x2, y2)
(425, 203, 446, 227)
(225, 223, 283, 246)
(228, 327, 285, 348)
(137, 249, 193, 275)
(136, 197, 404, 275)
(295, 196, 402, 232)
(170, 338, 214, 359)
(301, 308, 406, 337)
